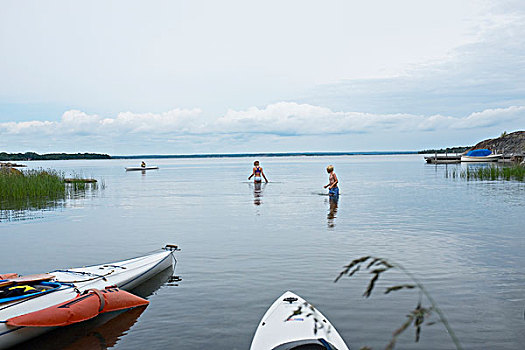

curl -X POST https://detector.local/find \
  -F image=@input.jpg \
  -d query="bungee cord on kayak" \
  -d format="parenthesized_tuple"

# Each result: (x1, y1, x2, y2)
(0, 246, 179, 349)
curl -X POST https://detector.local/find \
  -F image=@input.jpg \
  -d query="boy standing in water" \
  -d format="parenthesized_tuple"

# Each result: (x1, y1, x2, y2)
(324, 165, 339, 196)
(248, 161, 268, 183)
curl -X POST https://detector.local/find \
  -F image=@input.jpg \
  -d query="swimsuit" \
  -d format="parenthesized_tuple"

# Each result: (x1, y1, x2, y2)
(254, 167, 262, 182)
(329, 187, 339, 196)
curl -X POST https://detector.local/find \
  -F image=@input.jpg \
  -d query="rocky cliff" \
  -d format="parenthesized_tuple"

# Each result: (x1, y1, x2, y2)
(470, 131, 525, 154)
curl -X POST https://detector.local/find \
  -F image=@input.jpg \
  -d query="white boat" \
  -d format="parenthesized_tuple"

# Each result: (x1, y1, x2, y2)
(250, 291, 349, 350)
(0, 246, 178, 349)
(460, 149, 502, 162)
(125, 166, 159, 171)
(460, 154, 502, 162)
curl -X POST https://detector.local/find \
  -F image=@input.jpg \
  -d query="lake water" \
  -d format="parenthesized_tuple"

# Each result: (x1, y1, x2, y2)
(1, 155, 524, 349)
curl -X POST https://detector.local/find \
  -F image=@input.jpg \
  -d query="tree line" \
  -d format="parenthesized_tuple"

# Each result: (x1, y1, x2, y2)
(0, 152, 111, 161)
(417, 146, 470, 154)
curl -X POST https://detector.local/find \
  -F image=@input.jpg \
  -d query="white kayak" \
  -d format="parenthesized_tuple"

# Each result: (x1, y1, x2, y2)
(0, 246, 178, 349)
(125, 166, 159, 171)
(250, 291, 350, 350)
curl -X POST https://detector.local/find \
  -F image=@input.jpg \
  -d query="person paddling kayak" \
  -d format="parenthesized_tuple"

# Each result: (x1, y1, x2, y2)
(141, 161, 146, 168)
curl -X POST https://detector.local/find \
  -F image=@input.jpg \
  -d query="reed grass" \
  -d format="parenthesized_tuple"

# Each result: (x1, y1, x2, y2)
(289, 255, 461, 350)
(335, 256, 463, 350)
(0, 168, 100, 205)
(0, 169, 66, 200)
(446, 164, 524, 181)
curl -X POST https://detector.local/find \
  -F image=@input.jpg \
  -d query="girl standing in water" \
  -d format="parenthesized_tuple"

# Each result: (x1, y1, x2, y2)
(248, 161, 268, 183)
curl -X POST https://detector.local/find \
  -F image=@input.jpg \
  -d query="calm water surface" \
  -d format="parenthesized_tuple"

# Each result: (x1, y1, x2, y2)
(1, 155, 524, 349)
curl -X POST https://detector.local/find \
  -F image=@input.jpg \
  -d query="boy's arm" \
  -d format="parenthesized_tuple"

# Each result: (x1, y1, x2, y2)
(324, 175, 331, 188)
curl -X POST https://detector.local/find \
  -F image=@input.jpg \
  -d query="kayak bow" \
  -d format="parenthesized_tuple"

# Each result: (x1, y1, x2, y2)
(0, 245, 178, 349)
(250, 291, 349, 350)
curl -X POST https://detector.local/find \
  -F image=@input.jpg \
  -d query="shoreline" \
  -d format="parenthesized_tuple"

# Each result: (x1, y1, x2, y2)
(1, 151, 418, 161)
(111, 151, 418, 159)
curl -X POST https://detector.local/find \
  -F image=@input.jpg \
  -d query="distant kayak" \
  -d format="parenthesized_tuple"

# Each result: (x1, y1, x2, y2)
(125, 166, 159, 171)
(250, 291, 349, 350)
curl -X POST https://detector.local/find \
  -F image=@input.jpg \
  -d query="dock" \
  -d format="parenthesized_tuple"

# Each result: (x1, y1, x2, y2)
(0, 162, 27, 168)
(425, 152, 524, 164)
(424, 154, 461, 164)
(64, 178, 97, 183)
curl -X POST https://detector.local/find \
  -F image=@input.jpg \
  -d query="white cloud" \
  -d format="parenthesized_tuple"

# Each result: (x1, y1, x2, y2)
(1, 104, 522, 139)
(217, 103, 524, 134)
(0, 120, 55, 135)
(454, 106, 525, 128)
(98, 109, 204, 134)
(215, 103, 418, 134)
(0, 108, 205, 136)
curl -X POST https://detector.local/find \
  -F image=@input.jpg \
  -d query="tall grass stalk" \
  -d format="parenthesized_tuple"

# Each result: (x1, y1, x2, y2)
(447, 165, 524, 181)
(335, 256, 463, 350)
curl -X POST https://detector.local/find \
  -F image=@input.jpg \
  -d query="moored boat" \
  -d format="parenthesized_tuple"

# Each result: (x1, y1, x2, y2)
(461, 149, 502, 162)
(250, 291, 349, 350)
(0, 245, 178, 349)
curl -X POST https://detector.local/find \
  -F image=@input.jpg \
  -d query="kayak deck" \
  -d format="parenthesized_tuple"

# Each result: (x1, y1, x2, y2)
(250, 291, 349, 350)
(0, 247, 177, 349)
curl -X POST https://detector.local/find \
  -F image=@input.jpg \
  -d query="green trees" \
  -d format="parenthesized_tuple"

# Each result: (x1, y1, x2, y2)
(0, 152, 110, 161)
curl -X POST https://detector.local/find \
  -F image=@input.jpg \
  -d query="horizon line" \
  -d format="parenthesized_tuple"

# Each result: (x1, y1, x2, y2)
(111, 151, 418, 159)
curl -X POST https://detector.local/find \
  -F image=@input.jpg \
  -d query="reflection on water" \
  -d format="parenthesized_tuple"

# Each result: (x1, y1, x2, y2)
(0, 198, 66, 222)
(49, 307, 147, 350)
(3, 156, 524, 349)
(327, 196, 339, 228)
(0, 183, 100, 222)
(18, 266, 175, 350)
(251, 182, 266, 206)
(129, 266, 176, 298)
(461, 162, 493, 170)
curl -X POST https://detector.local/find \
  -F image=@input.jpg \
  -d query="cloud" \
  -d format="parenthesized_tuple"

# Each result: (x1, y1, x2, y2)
(453, 106, 525, 128)
(304, 1, 525, 117)
(217, 103, 524, 134)
(0, 120, 55, 135)
(99, 109, 204, 134)
(0, 108, 204, 136)
(1, 103, 523, 139)
(215, 103, 418, 135)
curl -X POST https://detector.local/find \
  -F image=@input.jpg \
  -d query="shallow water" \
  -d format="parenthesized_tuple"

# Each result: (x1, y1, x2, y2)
(1, 155, 524, 349)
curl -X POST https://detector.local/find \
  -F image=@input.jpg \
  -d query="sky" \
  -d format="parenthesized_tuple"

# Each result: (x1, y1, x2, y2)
(0, 0, 524, 155)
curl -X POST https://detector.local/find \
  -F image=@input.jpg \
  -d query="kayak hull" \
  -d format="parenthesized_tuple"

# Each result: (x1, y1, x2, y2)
(250, 291, 349, 350)
(0, 249, 176, 349)
(125, 167, 159, 171)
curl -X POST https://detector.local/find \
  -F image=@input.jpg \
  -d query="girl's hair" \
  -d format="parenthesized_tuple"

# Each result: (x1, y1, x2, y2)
(254, 161, 259, 165)
(326, 165, 334, 172)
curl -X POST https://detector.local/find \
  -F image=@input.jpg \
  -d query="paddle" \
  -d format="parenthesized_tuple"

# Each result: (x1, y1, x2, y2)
(0, 273, 55, 288)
